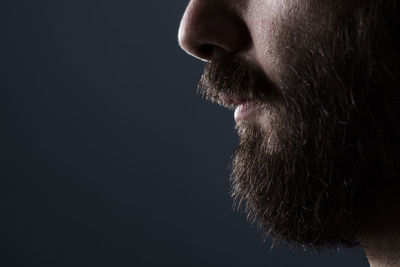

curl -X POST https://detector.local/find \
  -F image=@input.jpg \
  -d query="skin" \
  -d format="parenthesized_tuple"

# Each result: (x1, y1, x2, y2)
(178, 0, 400, 266)
(179, 0, 339, 86)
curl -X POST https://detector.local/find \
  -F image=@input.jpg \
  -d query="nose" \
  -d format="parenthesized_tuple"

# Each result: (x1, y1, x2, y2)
(178, 0, 250, 61)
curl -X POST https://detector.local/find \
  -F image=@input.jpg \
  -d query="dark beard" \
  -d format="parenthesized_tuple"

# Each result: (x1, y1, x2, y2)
(198, 3, 400, 248)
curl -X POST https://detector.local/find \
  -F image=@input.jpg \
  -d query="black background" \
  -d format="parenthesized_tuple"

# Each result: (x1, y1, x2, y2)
(0, 1, 369, 266)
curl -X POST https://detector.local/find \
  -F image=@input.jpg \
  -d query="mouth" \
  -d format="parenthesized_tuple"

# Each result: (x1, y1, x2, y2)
(217, 93, 264, 123)
(234, 102, 265, 123)
(215, 92, 246, 109)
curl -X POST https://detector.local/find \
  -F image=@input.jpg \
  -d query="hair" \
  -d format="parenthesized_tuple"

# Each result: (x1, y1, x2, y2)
(199, 0, 400, 247)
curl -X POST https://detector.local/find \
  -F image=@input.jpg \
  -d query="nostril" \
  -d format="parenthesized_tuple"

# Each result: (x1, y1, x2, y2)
(197, 44, 215, 61)
(178, 0, 251, 62)
(197, 44, 233, 61)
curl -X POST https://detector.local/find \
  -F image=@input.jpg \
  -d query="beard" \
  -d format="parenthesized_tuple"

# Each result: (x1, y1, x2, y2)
(198, 2, 400, 248)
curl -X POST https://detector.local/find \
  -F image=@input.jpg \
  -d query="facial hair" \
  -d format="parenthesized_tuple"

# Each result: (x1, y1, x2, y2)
(198, 2, 400, 248)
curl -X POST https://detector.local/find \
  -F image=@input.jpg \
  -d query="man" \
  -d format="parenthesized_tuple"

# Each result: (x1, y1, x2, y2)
(178, 0, 400, 266)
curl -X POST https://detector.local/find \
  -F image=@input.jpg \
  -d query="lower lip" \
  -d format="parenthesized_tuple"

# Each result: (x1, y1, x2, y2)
(234, 102, 264, 123)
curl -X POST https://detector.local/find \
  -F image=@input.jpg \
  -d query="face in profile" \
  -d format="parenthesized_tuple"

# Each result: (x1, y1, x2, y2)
(179, 0, 400, 247)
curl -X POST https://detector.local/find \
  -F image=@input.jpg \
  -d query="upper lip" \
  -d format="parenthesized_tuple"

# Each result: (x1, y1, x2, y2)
(217, 92, 249, 109)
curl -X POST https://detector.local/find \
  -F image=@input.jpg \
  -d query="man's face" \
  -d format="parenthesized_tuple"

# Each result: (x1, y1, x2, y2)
(178, 0, 400, 247)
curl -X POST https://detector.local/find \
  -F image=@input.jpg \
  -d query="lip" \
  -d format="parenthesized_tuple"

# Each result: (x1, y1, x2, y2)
(234, 102, 264, 123)
(218, 93, 247, 109)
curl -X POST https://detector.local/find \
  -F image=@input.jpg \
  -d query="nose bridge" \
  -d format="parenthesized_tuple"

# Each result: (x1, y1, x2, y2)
(178, 0, 250, 61)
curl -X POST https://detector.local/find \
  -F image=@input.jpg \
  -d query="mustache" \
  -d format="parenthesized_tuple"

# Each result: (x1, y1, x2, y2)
(197, 56, 277, 108)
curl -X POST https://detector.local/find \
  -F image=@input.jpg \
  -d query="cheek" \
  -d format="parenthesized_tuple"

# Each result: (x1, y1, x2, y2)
(247, 0, 326, 84)
(245, 0, 307, 84)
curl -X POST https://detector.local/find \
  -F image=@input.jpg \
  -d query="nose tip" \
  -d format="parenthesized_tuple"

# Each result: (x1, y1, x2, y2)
(178, 0, 250, 61)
